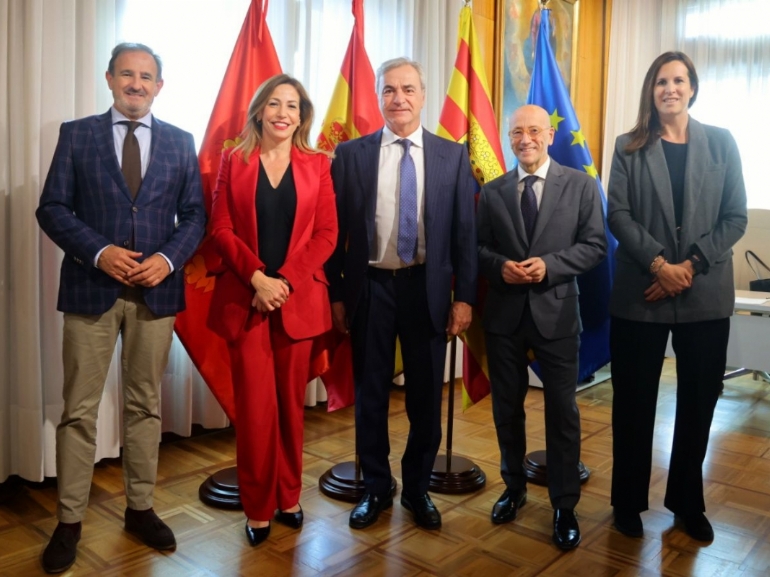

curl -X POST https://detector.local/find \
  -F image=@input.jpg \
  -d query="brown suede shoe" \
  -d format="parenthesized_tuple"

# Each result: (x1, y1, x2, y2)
(124, 507, 176, 551)
(42, 522, 81, 574)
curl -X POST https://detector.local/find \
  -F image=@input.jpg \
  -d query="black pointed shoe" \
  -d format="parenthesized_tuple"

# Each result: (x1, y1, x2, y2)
(552, 508, 581, 550)
(675, 513, 714, 542)
(400, 493, 441, 530)
(613, 508, 643, 538)
(349, 492, 393, 529)
(41, 522, 81, 574)
(491, 489, 527, 524)
(245, 522, 270, 546)
(124, 507, 176, 551)
(275, 504, 303, 529)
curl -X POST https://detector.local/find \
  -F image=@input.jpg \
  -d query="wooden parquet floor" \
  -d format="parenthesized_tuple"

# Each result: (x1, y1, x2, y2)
(3, 359, 770, 576)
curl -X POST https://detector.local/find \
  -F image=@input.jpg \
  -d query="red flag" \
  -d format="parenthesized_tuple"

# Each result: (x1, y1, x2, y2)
(174, 0, 282, 423)
(315, 0, 383, 410)
(437, 5, 506, 409)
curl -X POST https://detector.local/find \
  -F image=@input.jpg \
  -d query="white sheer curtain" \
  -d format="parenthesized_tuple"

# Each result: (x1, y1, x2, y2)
(1, 0, 118, 483)
(603, 0, 770, 212)
(1, 0, 457, 483)
(676, 0, 770, 209)
(601, 0, 675, 184)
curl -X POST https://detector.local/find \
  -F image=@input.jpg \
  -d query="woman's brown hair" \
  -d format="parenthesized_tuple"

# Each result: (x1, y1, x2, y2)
(624, 51, 699, 154)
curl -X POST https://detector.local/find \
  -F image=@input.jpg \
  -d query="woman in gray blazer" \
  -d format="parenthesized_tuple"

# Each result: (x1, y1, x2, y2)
(607, 52, 747, 542)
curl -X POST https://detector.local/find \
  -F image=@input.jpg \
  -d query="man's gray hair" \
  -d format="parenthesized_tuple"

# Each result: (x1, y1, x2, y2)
(376, 57, 426, 94)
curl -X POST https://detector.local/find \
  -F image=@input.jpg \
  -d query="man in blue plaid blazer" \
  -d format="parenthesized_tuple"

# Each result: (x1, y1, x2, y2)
(36, 42, 205, 574)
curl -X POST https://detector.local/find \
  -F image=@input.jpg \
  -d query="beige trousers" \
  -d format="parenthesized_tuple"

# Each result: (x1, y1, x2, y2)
(56, 289, 175, 523)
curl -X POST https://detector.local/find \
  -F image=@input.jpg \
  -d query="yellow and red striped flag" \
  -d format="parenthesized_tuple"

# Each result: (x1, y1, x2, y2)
(437, 3, 505, 409)
(315, 0, 383, 410)
(174, 0, 282, 422)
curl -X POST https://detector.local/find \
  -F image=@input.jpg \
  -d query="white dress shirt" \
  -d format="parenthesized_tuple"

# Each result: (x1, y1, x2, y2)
(370, 125, 426, 268)
(516, 156, 551, 209)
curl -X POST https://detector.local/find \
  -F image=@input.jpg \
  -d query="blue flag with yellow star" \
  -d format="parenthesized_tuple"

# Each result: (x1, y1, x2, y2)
(527, 8, 617, 383)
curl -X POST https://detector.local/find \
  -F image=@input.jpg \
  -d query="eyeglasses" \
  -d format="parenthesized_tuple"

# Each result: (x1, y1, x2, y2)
(509, 126, 552, 140)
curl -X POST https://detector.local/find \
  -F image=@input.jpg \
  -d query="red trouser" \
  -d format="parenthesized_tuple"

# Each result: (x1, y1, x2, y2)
(228, 310, 313, 521)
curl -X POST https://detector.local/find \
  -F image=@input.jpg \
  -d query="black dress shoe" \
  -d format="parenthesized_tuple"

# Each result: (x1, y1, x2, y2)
(675, 513, 714, 542)
(552, 508, 581, 550)
(42, 522, 81, 574)
(124, 508, 176, 551)
(400, 493, 441, 530)
(613, 508, 643, 538)
(275, 505, 303, 529)
(349, 493, 393, 529)
(491, 489, 527, 524)
(245, 522, 270, 546)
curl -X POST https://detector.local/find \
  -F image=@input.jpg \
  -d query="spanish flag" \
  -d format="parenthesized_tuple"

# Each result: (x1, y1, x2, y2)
(174, 0, 282, 422)
(316, 0, 383, 151)
(315, 0, 383, 411)
(437, 4, 505, 409)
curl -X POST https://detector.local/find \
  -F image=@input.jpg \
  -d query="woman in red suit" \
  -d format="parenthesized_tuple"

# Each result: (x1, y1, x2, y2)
(207, 74, 337, 546)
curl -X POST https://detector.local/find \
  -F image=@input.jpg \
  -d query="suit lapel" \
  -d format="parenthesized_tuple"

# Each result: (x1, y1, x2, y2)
(231, 150, 260, 253)
(423, 131, 446, 238)
(353, 131, 382, 248)
(139, 115, 164, 203)
(680, 117, 708, 249)
(94, 111, 134, 202)
(531, 160, 566, 246)
(287, 148, 315, 254)
(646, 138, 678, 240)
(498, 171, 529, 247)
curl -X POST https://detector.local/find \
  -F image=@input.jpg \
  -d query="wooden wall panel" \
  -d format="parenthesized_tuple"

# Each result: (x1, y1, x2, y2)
(473, 0, 611, 173)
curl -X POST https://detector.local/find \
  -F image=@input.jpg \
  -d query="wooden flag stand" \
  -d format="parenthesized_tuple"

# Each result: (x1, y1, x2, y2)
(429, 336, 486, 493)
(318, 456, 397, 503)
(199, 466, 242, 509)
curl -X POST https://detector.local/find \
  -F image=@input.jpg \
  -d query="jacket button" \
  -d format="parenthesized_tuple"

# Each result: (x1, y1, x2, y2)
(123, 241, 129, 247)
(132, 206, 138, 213)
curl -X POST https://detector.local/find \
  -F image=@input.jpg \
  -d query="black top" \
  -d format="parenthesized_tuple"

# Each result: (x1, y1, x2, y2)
(256, 162, 296, 277)
(661, 139, 706, 273)
(661, 139, 688, 228)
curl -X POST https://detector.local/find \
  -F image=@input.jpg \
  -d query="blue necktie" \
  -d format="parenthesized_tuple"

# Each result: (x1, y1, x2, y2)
(397, 139, 418, 264)
(521, 175, 539, 242)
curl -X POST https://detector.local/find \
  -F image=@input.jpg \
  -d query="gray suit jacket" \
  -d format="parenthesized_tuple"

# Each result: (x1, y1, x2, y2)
(477, 159, 607, 340)
(607, 117, 747, 323)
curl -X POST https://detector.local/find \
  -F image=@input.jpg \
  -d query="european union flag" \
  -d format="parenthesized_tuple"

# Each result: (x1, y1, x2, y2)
(527, 8, 618, 383)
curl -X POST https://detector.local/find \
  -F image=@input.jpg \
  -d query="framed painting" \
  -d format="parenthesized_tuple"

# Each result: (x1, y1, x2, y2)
(496, 0, 579, 170)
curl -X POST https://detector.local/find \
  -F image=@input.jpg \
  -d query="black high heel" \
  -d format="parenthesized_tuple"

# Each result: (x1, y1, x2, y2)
(274, 504, 303, 529)
(244, 521, 270, 546)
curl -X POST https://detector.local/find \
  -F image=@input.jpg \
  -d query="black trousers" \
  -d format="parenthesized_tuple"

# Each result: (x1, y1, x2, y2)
(610, 315, 729, 515)
(350, 266, 448, 497)
(486, 305, 581, 509)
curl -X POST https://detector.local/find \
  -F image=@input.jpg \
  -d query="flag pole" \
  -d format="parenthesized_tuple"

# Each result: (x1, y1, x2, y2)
(520, 2, 598, 488)
(317, 0, 397, 504)
(429, 335, 486, 493)
(188, 0, 283, 511)
(428, 0, 490, 495)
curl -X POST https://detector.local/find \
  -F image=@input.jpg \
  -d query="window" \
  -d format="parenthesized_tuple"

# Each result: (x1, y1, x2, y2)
(681, 0, 770, 209)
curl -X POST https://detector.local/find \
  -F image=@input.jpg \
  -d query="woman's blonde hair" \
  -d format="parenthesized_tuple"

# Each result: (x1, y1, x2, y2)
(234, 74, 322, 161)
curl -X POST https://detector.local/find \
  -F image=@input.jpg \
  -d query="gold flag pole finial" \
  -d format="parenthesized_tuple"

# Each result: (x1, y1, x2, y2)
(463, 0, 471, 6)
(540, 0, 551, 9)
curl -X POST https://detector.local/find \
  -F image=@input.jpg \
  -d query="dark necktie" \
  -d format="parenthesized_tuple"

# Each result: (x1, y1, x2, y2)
(397, 139, 418, 264)
(121, 121, 142, 198)
(521, 175, 539, 242)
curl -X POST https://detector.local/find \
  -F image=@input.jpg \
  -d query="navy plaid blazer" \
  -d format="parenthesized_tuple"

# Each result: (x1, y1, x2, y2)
(36, 110, 206, 316)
